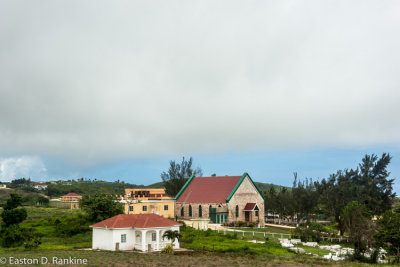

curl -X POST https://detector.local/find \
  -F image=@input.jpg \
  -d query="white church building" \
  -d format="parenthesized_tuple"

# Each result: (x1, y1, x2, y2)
(90, 214, 182, 252)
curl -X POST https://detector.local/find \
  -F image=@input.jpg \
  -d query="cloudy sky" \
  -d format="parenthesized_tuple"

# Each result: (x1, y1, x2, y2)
(0, 1, 399, 192)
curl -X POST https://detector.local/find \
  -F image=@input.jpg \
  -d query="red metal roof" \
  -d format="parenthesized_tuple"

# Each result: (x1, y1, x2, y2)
(243, 203, 258, 211)
(176, 176, 242, 203)
(63, 192, 82, 197)
(90, 214, 182, 229)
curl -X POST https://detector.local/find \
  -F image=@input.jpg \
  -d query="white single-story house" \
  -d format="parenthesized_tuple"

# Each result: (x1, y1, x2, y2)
(90, 214, 182, 252)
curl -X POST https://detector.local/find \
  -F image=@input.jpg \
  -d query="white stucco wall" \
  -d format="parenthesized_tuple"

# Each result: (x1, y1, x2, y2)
(92, 226, 181, 251)
(92, 228, 113, 250)
(112, 228, 135, 251)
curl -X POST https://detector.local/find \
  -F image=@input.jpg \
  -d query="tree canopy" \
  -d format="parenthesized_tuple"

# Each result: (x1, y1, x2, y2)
(80, 193, 124, 222)
(1, 194, 27, 226)
(161, 157, 202, 197)
(375, 208, 400, 263)
(0, 194, 29, 247)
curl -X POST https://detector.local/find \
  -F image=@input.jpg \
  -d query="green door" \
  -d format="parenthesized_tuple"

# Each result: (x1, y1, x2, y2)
(209, 207, 217, 223)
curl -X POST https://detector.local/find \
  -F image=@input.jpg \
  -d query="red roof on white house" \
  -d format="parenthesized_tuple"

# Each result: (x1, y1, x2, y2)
(63, 192, 82, 197)
(90, 214, 182, 229)
(175, 176, 242, 203)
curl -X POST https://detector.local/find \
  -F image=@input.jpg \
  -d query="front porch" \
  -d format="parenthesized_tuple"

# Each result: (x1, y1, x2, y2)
(243, 203, 260, 225)
(133, 229, 179, 252)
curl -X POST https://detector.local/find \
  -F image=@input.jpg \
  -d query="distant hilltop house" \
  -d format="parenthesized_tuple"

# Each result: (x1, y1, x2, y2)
(90, 214, 182, 251)
(175, 173, 265, 226)
(32, 182, 48, 190)
(61, 192, 82, 202)
(119, 188, 175, 219)
(61, 192, 82, 209)
(0, 184, 7, 189)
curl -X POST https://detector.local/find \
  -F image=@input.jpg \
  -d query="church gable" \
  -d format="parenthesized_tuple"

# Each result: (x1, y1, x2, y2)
(226, 173, 264, 203)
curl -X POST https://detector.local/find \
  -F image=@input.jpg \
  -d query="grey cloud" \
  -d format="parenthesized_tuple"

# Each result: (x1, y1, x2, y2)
(0, 0, 400, 164)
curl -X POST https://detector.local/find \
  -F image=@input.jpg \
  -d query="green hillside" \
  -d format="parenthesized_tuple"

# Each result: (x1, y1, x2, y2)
(0, 188, 47, 205)
(2, 179, 288, 199)
(45, 180, 146, 197)
(254, 182, 290, 194)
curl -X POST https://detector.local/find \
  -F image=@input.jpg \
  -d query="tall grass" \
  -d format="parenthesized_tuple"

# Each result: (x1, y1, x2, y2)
(180, 227, 293, 256)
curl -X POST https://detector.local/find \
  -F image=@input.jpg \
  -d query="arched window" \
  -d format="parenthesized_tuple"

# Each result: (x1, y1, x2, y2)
(235, 205, 239, 218)
(189, 205, 192, 217)
(181, 206, 184, 217)
(199, 205, 202, 218)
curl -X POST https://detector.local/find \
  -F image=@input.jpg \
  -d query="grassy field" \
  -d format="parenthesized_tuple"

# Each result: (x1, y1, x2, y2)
(0, 249, 389, 267)
(0, 207, 391, 266)
(230, 226, 292, 234)
(0, 206, 80, 224)
(24, 207, 81, 221)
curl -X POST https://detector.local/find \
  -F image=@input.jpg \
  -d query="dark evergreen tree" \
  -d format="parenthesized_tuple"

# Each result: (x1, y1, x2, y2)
(0, 194, 28, 247)
(161, 157, 202, 197)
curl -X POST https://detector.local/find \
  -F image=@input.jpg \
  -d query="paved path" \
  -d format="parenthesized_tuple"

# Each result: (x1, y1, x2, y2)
(265, 223, 295, 229)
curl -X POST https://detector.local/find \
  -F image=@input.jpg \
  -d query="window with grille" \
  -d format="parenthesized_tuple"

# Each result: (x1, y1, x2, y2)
(164, 205, 168, 210)
(121, 234, 126, 243)
(129, 206, 133, 212)
(152, 233, 156, 241)
(142, 206, 147, 211)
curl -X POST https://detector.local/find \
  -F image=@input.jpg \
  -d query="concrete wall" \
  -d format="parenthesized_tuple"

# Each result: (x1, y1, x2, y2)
(92, 228, 113, 250)
(124, 200, 175, 218)
(92, 226, 181, 251)
(175, 202, 228, 220)
(228, 176, 265, 226)
(111, 228, 135, 251)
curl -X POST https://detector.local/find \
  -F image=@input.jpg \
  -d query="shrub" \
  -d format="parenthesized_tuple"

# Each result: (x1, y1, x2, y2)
(294, 223, 323, 242)
(237, 221, 246, 227)
(161, 243, 174, 254)
(54, 213, 91, 237)
(248, 222, 257, 228)
(0, 224, 25, 247)
(177, 220, 186, 228)
(23, 228, 42, 249)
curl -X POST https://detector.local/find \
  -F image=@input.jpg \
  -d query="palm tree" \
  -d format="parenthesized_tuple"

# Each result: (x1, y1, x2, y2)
(162, 230, 182, 247)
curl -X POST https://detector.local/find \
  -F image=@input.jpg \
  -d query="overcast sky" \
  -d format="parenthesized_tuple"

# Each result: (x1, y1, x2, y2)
(0, 1, 399, 190)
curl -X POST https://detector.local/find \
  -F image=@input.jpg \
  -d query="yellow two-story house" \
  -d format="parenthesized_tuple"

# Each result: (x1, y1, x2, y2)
(119, 188, 175, 219)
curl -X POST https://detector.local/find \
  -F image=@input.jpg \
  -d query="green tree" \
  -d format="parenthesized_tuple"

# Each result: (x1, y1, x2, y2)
(0, 194, 28, 247)
(161, 157, 202, 197)
(316, 153, 395, 235)
(291, 173, 319, 225)
(37, 196, 49, 206)
(80, 193, 124, 222)
(316, 169, 358, 235)
(354, 153, 395, 215)
(375, 208, 400, 263)
(341, 201, 375, 256)
(162, 230, 182, 246)
(1, 194, 27, 226)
